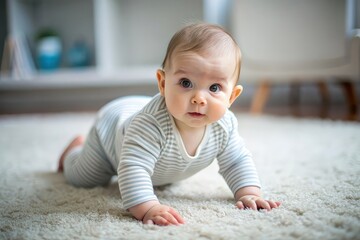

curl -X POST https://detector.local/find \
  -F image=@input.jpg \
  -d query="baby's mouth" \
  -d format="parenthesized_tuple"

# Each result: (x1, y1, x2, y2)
(188, 112, 205, 117)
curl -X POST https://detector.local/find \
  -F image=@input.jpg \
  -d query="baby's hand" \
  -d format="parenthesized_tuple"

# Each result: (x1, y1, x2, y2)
(142, 204, 185, 226)
(236, 195, 281, 211)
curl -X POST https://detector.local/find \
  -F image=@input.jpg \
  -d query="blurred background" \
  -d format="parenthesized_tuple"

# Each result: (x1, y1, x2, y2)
(0, 0, 359, 121)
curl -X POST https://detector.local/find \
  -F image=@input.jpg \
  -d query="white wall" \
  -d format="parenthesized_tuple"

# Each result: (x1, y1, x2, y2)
(95, 0, 204, 74)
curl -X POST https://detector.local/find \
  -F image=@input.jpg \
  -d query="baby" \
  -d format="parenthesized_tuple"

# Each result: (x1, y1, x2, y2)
(58, 23, 280, 226)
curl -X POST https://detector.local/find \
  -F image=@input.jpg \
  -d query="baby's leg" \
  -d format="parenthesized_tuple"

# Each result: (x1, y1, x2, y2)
(58, 136, 85, 172)
(61, 127, 115, 188)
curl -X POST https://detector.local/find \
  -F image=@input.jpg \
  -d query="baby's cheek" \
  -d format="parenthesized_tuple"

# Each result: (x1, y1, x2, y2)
(167, 96, 185, 116)
(209, 102, 227, 121)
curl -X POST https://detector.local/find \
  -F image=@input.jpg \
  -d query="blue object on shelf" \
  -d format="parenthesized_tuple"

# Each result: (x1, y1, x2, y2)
(68, 41, 90, 67)
(37, 37, 62, 71)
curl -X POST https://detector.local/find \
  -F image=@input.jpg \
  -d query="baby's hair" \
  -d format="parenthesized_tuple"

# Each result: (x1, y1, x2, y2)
(161, 22, 242, 82)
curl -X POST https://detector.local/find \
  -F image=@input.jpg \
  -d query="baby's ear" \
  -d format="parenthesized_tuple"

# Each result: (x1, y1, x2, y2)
(229, 85, 243, 107)
(156, 69, 166, 96)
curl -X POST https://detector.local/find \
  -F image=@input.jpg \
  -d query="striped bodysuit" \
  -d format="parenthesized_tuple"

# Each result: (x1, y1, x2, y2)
(64, 94, 261, 209)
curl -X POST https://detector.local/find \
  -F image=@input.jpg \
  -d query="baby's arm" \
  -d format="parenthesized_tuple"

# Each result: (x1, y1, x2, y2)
(235, 186, 281, 211)
(128, 200, 185, 225)
(117, 115, 185, 225)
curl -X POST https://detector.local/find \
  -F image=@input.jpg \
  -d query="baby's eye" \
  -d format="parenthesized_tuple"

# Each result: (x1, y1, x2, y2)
(209, 84, 221, 92)
(179, 78, 193, 88)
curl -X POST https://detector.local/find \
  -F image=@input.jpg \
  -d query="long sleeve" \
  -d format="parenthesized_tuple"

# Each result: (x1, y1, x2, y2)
(117, 114, 165, 210)
(217, 113, 261, 196)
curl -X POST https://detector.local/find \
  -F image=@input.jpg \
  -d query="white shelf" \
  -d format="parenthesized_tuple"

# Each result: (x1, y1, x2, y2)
(2, 0, 229, 113)
(0, 66, 161, 114)
(6, 0, 204, 78)
(0, 65, 160, 90)
(7, 0, 96, 68)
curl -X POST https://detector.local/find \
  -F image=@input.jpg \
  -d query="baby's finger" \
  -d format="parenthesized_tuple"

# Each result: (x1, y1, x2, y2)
(168, 208, 185, 224)
(153, 216, 170, 226)
(267, 200, 279, 209)
(236, 201, 245, 209)
(145, 219, 154, 225)
(244, 199, 257, 210)
(161, 212, 181, 225)
(256, 199, 271, 211)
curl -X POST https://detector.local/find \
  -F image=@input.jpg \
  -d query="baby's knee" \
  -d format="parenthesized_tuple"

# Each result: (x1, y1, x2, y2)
(63, 166, 112, 188)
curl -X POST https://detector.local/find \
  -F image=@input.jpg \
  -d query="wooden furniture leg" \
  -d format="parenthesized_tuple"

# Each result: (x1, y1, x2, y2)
(250, 81, 270, 114)
(338, 80, 358, 121)
(289, 82, 301, 116)
(317, 81, 330, 118)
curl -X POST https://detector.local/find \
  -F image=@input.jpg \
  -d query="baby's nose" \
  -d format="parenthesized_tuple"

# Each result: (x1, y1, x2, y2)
(191, 93, 206, 106)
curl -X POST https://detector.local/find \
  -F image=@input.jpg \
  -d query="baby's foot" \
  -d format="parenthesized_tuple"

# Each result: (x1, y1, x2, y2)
(57, 136, 85, 172)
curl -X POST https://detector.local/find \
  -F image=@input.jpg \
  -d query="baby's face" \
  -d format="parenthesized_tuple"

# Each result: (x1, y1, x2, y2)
(158, 50, 242, 132)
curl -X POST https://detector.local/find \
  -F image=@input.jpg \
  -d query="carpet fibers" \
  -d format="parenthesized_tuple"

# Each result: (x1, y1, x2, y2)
(0, 113, 359, 240)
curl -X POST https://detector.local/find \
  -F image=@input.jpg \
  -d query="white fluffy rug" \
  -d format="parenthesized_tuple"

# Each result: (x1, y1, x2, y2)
(1, 112, 359, 240)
